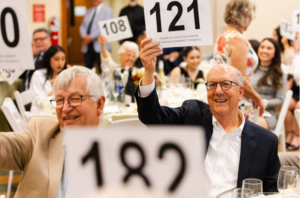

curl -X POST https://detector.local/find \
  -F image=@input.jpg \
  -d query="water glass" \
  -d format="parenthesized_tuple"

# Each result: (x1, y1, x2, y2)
(112, 81, 120, 104)
(232, 188, 254, 198)
(278, 166, 298, 195)
(242, 179, 263, 194)
(249, 192, 283, 197)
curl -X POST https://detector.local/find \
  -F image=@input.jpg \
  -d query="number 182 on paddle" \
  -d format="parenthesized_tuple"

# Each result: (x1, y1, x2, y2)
(144, 0, 213, 48)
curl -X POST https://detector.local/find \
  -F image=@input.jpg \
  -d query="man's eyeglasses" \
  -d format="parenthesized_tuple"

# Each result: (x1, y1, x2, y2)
(50, 95, 94, 109)
(33, 37, 48, 42)
(205, 80, 239, 91)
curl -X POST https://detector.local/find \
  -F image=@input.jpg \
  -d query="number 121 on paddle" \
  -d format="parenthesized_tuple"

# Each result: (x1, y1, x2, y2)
(144, 0, 213, 48)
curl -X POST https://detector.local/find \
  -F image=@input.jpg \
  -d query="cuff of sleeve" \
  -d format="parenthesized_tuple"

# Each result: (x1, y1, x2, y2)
(138, 77, 155, 98)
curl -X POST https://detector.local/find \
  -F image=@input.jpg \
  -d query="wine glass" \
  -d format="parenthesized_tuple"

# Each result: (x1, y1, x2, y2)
(232, 188, 254, 198)
(277, 166, 298, 195)
(249, 192, 283, 197)
(112, 81, 120, 104)
(242, 179, 263, 194)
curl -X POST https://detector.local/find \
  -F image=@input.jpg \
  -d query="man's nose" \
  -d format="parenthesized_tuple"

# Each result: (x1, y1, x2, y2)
(215, 83, 223, 94)
(62, 100, 72, 112)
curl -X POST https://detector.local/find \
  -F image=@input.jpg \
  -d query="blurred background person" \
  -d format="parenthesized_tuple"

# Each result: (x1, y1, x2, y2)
(170, 47, 206, 89)
(119, 0, 145, 44)
(214, 0, 265, 121)
(163, 47, 184, 75)
(248, 39, 260, 54)
(285, 34, 300, 151)
(272, 27, 295, 66)
(80, 0, 112, 73)
(30, 45, 67, 115)
(21, 28, 52, 90)
(250, 38, 286, 130)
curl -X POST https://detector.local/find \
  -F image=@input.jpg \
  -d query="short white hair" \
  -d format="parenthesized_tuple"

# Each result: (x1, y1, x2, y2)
(53, 66, 104, 101)
(235, 69, 244, 86)
(118, 41, 139, 58)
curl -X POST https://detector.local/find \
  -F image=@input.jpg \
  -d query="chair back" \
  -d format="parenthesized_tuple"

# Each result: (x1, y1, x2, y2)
(1, 97, 28, 132)
(109, 118, 148, 130)
(294, 109, 300, 127)
(14, 90, 32, 122)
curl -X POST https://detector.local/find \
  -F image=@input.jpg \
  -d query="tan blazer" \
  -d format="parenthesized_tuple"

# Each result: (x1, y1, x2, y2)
(0, 116, 63, 198)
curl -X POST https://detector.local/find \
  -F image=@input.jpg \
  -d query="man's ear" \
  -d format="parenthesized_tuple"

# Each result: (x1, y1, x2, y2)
(239, 86, 244, 101)
(96, 95, 105, 117)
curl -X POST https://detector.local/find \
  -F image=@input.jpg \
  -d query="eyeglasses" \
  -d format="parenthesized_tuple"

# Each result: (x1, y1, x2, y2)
(50, 95, 94, 109)
(205, 80, 239, 91)
(33, 37, 48, 42)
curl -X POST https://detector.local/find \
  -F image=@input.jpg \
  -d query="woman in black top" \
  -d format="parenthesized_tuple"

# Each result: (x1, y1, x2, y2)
(170, 47, 206, 89)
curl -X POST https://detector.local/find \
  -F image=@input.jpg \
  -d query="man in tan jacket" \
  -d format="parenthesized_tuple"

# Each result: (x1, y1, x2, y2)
(0, 66, 106, 198)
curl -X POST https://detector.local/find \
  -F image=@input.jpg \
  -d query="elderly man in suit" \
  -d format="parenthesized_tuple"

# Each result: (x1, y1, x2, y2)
(80, 0, 112, 74)
(136, 38, 281, 198)
(0, 66, 105, 198)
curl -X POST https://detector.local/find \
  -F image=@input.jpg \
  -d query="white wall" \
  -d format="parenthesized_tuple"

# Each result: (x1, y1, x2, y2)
(26, 0, 61, 43)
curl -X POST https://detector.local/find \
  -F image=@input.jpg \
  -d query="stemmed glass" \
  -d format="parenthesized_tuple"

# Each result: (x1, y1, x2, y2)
(277, 166, 298, 196)
(242, 179, 263, 195)
(112, 81, 120, 104)
(232, 188, 254, 198)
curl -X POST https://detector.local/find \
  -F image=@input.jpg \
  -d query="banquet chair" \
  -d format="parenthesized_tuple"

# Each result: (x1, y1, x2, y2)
(109, 118, 148, 130)
(271, 90, 293, 152)
(14, 90, 33, 123)
(294, 109, 300, 127)
(1, 97, 28, 198)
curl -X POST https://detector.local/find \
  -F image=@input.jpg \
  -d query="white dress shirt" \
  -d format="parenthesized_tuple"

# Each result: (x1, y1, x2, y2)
(87, 3, 104, 23)
(30, 69, 52, 115)
(138, 78, 246, 198)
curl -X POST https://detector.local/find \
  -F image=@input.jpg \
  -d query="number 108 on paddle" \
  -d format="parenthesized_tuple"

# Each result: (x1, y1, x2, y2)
(144, 0, 213, 48)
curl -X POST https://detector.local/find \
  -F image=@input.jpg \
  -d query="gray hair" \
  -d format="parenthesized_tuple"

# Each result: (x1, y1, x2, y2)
(53, 66, 104, 101)
(224, 0, 256, 27)
(235, 69, 244, 86)
(118, 41, 139, 58)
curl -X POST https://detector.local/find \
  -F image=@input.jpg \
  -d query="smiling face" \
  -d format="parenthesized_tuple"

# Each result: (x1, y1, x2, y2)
(184, 49, 202, 70)
(119, 49, 137, 68)
(206, 65, 244, 118)
(55, 75, 104, 129)
(258, 40, 275, 66)
(50, 51, 66, 75)
(33, 31, 51, 53)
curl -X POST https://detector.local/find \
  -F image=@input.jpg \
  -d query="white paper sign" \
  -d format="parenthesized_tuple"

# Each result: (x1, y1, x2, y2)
(0, 68, 25, 84)
(292, 10, 300, 32)
(99, 16, 133, 42)
(144, 0, 213, 48)
(65, 126, 208, 198)
(280, 19, 295, 40)
(0, 0, 34, 69)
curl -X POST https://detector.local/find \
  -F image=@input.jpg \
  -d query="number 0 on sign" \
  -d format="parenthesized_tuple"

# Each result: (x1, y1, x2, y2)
(144, 0, 213, 48)
(0, 0, 34, 69)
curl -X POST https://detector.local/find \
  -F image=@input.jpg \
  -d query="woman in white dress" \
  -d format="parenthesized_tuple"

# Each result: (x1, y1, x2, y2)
(30, 45, 67, 115)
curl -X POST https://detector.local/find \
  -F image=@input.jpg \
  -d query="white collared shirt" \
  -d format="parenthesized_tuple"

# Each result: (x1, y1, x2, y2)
(88, 3, 103, 22)
(205, 111, 245, 198)
(138, 78, 246, 198)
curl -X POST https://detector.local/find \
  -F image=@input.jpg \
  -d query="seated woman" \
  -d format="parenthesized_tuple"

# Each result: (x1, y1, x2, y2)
(98, 35, 139, 81)
(30, 45, 67, 115)
(170, 47, 206, 89)
(250, 38, 286, 130)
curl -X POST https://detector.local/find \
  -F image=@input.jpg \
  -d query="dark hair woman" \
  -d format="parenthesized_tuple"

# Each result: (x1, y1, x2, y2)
(30, 45, 67, 115)
(250, 38, 286, 130)
(170, 47, 206, 89)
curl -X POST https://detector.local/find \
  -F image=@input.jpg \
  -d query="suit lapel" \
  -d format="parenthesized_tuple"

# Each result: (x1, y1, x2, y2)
(47, 131, 64, 198)
(198, 108, 213, 153)
(237, 120, 257, 187)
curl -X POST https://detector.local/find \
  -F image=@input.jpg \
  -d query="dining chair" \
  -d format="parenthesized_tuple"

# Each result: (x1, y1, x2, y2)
(271, 90, 293, 152)
(1, 97, 28, 198)
(14, 90, 33, 123)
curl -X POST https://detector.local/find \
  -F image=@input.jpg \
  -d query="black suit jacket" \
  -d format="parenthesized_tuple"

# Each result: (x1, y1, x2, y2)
(135, 87, 281, 192)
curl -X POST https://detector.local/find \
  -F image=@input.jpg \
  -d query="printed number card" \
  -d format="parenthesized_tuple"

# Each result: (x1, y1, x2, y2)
(144, 0, 213, 48)
(0, 68, 25, 84)
(99, 16, 133, 42)
(280, 19, 295, 41)
(0, 0, 34, 69)
(65, 125, 208, 198)
(292, 10, 300, 32)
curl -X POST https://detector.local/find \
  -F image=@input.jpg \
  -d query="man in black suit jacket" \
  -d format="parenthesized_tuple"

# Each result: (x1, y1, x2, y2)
(135, 38, 280, 197)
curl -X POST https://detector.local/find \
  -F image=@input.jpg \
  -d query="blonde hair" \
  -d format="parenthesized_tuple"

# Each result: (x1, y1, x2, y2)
(224, 0, 256, 27)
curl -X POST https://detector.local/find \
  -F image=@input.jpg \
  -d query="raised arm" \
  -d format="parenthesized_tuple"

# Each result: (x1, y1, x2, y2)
(229, 35, 264, 116)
